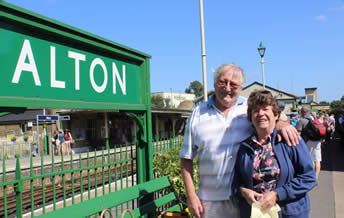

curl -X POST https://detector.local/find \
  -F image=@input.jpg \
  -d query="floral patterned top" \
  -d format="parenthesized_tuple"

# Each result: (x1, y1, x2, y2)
(250, 134, 280, 194)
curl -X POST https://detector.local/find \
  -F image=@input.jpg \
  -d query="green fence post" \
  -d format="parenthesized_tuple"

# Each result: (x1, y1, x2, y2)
(105, 139, 110, 150)
(136, 114, 146, 185)
(14, 157, 23, 217)
(3, 157, 8, 218)
(44, 124, 48, 155)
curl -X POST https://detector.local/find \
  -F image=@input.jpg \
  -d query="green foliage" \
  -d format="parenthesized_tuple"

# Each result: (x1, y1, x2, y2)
(151, 95, 174, 109)
(330, 100, 341, 110)
(153, 148, 199, 202)
(164, 98, 174, 109)
(185, 80, 203, 97)
(319, 101, 329, 105)
(151, 95, 165, 108)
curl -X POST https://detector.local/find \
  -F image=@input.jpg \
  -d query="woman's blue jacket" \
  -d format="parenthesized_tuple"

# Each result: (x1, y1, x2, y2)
(232, 128, 317, 218)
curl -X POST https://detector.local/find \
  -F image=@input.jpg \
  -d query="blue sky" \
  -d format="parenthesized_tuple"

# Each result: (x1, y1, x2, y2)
(5, 0, 344, 102)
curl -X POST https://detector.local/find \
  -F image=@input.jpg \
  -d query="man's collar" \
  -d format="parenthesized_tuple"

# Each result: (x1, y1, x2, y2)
(206, 94, 216, 108)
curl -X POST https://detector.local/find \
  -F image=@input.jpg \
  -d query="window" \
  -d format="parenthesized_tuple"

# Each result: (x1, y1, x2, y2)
(306, 95, 314, 103)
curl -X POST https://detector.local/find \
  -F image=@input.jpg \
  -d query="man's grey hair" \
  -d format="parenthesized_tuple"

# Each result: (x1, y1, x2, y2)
(213, 63, 246, 86)
(301, 106, 310, 113)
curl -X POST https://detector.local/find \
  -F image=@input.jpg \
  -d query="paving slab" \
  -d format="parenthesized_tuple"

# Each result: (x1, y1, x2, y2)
(309, 138, 344, 218)
(309, 170, 335, 218)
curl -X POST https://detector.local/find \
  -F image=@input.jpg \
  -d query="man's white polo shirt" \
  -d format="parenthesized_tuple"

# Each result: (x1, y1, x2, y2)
(180, 95, 253, 201)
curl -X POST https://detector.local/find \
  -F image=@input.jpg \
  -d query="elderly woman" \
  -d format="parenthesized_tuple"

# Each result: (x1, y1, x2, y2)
(232, 90, 317, 218)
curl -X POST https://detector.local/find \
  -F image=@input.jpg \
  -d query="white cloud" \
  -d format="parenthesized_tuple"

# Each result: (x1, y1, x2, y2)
(315, 15, 327, 22)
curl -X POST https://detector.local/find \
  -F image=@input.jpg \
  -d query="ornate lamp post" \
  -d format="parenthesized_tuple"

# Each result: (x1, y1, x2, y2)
(257, 42, 266, 89)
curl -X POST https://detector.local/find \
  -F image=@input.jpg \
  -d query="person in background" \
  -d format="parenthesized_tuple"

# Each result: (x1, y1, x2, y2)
(278, 102, 290, 124)
(335, 109, 344, 144)
(323, 114, 331, 143)
(64, 129, 72, 156)
(329, 114, 335, 130)
(53, 130, 60, 156)
(317, 112, 324, 122)
(58, 129, 65, 155)
(179, 63, 299, 218)
(232, 90, 316, 218)
(290, 114, 297, 127)
(296, 108, 321, 180)
(328, 113, 335, 140)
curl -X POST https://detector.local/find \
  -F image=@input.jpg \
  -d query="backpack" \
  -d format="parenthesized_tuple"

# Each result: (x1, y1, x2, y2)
(301, 118, 326, 141)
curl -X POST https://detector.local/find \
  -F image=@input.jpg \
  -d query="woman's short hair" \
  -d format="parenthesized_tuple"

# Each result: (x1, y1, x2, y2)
(213, 63, 246, 86)
(247, 90, 281, 122)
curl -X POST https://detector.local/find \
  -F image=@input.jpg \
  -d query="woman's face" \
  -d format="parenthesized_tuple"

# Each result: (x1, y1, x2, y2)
(251, 104, 278, 134)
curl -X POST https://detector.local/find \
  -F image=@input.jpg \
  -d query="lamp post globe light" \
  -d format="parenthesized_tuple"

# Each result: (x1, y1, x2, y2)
(257, 42, 266, 89)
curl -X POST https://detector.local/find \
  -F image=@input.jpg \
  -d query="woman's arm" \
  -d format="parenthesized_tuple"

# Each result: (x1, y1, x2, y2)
(275, 140, 317, 201)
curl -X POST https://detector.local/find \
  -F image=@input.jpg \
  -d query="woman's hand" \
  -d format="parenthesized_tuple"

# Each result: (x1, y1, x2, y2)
(259, 191, 278, 211)
(241, 187, 263, 205)
(187, 194, 203, 218)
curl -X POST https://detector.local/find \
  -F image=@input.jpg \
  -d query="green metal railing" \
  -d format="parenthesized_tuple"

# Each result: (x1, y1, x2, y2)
(0, 136, 183, 217)
(153, 135, 183, 156)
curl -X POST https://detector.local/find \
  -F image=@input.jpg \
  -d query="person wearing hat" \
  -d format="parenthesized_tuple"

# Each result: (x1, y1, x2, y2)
(278, 102, 290, 124)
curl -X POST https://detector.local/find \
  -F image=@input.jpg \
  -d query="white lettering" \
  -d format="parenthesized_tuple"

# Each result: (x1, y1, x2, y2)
(68, 51, 86, 90)
(112, 63, 126, 95)
(90, 58, 108, 93)
(50, 46, 65, 88)
(12, 39, 41, 86)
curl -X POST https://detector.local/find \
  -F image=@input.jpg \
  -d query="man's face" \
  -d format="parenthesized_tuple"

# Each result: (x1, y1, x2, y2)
(301, 110, 308, 118)
(214, 70, 242, 109)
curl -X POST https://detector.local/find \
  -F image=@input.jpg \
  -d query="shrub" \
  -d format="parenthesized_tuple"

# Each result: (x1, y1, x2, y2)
(153, 148, 199, 202)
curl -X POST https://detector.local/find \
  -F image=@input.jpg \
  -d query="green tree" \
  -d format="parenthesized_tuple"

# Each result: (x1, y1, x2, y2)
(185, 80, 204, 97)
(151, 95, 165, 108)
(341, 96, 344, 104)
(319, 101, 329, 105)
(164, 98, 173, 109)
(330, 100, 341, 110)
(151, 95, 174, 109)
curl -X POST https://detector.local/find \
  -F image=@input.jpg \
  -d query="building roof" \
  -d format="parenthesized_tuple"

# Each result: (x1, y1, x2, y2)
(178, 100, 194, 110)
(243, 82, 297, 98)
(0, 109, 43, 123)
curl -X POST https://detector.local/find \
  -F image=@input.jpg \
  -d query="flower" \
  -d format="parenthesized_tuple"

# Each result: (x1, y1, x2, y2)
(265, 159, 272, 166)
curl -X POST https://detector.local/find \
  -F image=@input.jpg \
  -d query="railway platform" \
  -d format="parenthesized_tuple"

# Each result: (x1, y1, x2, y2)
(309, 137, 344, 218)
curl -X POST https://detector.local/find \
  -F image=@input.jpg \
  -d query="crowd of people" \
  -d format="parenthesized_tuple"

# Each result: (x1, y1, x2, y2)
(52, 129, 73, 156)
(179, 62, 343, 218)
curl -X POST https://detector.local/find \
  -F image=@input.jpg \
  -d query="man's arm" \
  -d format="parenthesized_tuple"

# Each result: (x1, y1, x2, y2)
(276, 119, 299, 146)
(181, 159, 203, 218)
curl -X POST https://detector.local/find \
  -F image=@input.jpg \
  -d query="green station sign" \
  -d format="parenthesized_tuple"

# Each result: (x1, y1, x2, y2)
(0, 2, 151, 110)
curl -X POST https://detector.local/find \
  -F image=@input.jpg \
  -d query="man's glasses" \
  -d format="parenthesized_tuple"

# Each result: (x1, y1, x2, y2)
(216, 80, 241, 89)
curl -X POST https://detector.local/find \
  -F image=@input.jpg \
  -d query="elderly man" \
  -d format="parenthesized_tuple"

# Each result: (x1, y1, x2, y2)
(180, 63, 299, 218)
